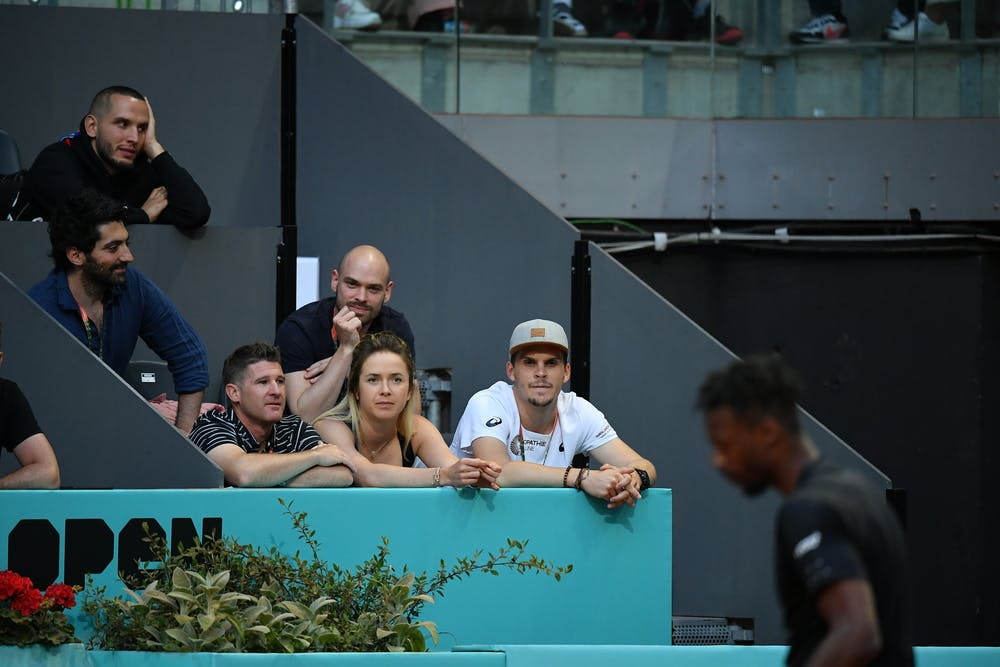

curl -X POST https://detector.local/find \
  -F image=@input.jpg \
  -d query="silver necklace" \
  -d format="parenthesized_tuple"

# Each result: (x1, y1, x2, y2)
(360, 432, 395, 461)
(517, 412, 559, 465)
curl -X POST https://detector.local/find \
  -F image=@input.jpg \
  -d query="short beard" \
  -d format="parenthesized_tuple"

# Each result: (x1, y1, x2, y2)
(93, 135, 135, 173)
(81, 255, 127, 296)
(526, 396, 555, 408)
(336, 296, 383, 327)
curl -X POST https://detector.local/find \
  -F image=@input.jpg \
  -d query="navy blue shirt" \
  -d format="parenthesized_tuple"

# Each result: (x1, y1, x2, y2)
(28, 266, 209, 394)
(275, 296, 415, 375)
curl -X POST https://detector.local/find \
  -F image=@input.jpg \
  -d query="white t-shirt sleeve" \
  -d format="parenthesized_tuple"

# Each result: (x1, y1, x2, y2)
(450, 383, 515, 459)
(572, 396, 618, 454)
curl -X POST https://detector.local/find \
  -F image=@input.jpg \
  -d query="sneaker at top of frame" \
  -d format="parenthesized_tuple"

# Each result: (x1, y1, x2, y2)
(333, 0, 381, 30)
(789, 13, 849, 44)
(689, 13, 743, 45)
(886, 12, 950, 42)
(553, 2, 588, 37)
(886, 7, 909, 31)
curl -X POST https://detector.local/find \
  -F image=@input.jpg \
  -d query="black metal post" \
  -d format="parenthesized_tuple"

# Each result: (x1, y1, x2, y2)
(570, 240, 592, 468)
(277, 10, 298, 328)
(454, 0, 461, 113)
(570, 240, 591, 400)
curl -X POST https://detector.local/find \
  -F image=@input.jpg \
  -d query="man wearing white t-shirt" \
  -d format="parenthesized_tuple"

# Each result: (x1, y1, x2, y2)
(451, 319, 656, 509)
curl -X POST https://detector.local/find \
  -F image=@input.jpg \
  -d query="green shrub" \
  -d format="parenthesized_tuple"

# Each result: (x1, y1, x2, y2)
(83, 499, 571, 653)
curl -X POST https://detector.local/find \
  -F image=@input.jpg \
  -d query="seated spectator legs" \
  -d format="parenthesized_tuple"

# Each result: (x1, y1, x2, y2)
(790, 0, 850, 43)
(408, 0, 469, 32)
(553, 0, 588, 37)
(607, 1, 741, 44)
(791, 0, 946, 43)
(334, 0, 383, 29)
(655, 0, 742, 44)
(886, 0, 949, 42)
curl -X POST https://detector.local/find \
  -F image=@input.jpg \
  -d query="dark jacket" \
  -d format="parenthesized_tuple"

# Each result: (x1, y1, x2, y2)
(19, 132, 210, 228)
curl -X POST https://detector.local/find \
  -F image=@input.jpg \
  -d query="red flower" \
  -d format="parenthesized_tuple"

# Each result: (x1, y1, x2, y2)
(10, 587, 43, 616)
(43, 583, 77, 610)
(0, 570, 32, 601)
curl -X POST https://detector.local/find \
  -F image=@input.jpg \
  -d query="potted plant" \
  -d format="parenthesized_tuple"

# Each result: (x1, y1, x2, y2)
(0, 569, 83, 666)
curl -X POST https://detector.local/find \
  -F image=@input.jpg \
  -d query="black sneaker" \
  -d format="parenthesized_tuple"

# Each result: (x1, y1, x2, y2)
(689, 13, 743, 45)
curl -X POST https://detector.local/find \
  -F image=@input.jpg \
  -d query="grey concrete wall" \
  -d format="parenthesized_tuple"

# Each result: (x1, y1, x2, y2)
(0, 272, 223, 488)
(0, 6, 281, 228)
(438, 115, 1000, 222)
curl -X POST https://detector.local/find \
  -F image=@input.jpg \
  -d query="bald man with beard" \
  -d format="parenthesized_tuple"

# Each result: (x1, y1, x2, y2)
(275, 245, 415, 423)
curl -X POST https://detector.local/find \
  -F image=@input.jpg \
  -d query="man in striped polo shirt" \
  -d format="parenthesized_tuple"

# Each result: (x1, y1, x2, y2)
(189, 342, 353, 488)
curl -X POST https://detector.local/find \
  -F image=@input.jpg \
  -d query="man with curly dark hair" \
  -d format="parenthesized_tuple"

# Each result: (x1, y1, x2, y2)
(28, 188, 209, 432)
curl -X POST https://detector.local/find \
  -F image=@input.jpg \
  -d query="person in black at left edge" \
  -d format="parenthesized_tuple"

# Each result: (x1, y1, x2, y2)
(0, 321, 60, 489)
(17, 85, 210, 229)
(696, 355, 913, 667)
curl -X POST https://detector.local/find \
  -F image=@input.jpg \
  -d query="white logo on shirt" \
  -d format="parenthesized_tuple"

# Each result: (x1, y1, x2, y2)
(793, 530, 822, 559)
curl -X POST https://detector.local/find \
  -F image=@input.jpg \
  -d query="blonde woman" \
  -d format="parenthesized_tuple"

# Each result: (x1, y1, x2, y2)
(314, 333, 500, 488)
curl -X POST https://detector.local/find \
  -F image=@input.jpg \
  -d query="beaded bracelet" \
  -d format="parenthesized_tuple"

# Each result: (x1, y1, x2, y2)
(432, 467, 441, 487)
(562, 465, 573, 488)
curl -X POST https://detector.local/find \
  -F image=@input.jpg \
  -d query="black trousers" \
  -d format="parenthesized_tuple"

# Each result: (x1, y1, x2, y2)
(808, 0, 926, 19)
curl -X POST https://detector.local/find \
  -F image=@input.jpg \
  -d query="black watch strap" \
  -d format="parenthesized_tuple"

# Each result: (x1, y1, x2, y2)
(635, 468, 651, 491)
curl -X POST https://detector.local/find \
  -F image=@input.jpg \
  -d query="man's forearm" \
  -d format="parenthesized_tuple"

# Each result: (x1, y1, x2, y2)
(151, 152, 211, 228)
(806, 622, 881, 667)
(494, 460, 566, 488)
(284, 464, 354, 488)
(175, 391, 205, 433)
(222, 450, 331, 488)
(0, 462, 60, 490)
(292, 349, 353, 422)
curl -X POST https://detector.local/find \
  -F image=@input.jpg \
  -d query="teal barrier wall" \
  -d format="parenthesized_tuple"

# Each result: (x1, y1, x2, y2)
(0, 489, 671, 649)
(2, 645, 998, 666)
(480, 645, 1000, 667)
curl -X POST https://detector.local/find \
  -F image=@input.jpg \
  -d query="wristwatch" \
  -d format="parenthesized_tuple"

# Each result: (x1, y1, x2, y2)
(634, 468, 651, 491)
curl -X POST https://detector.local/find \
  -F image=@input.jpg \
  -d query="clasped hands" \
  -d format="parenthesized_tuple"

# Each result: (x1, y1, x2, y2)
(585, 464, 643, 509)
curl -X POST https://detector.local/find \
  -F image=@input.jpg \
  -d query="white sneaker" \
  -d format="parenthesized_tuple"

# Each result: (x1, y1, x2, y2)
(886, 12, 949, 42)
(333, 0, 381, 30)
(789, 14, 849, 44)
(553, 2, 587, 37)
(886, 8, 908, 31)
